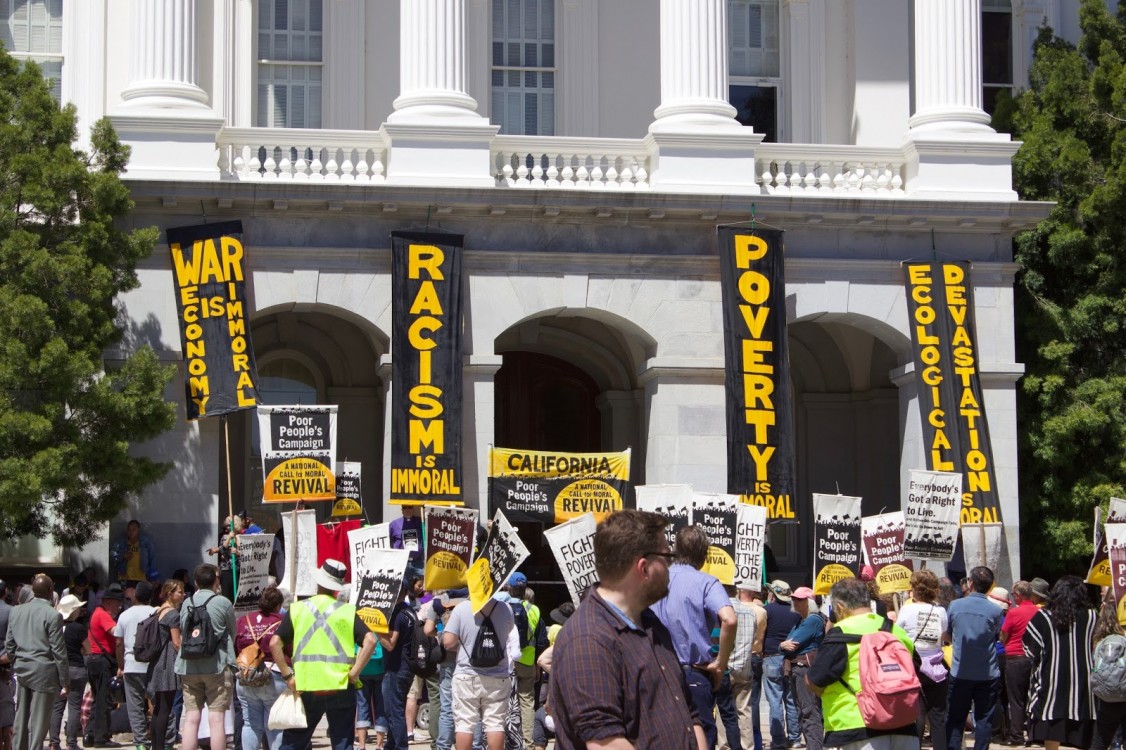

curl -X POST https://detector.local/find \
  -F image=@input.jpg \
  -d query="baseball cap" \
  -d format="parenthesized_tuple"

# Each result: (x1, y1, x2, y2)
(770, 580, 792, 603)
(508, 572, 527, 587)
(792, 586, 815, 600)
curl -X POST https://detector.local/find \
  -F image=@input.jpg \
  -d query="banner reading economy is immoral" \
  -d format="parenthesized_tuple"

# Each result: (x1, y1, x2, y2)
(635, 484, 693, 551)
(167, 221, 259, 420)
(904, 469, 962, 562)
(489, 447, 633, 524)
(544, 513, 598, 606)
(1089, 498, 1126, 586)
(467, 510, 530, 612)
(258, 405, 337, 502)
(423, 506, 478, 591)
(389, 232, 464, 505)
(351, 548, 411, 633)
(904, 262, 1001, 525)
(813, 494, 862, 595)
(718, 227, 797, 522)
(694, 493, 739, 585)
(861, 512, 912, 594)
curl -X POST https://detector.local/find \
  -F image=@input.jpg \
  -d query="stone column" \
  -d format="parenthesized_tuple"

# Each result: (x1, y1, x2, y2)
(464, 355, 504, 516)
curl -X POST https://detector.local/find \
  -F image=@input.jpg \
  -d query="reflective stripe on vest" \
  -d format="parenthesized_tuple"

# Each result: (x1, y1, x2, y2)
(518, 602, 541, 667)
(821, 613, 904, 735)
(291, 596, 356, 692)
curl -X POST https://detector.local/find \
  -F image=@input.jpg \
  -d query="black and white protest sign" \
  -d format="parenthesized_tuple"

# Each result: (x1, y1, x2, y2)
(258, 405, 337, 502)
(693, 493, 739, 585)
(424, 506, 478, 591)
(813, 494, 862, 595)
(735, 503, 767, 591)
(467, 510, 530, 612)
(861, 512, 912, 594)
(349, 523, 391, 584)
(904, 469, 962, 562)
(544, 513, 597, 606)
(635, 484, 693, 551)
(332, 462, 362, 517)
(234, 534, 274, 616)
(961, 523, 1003, 572)
(1107, 522, 1126, 626)
(351, 548, 410, 634)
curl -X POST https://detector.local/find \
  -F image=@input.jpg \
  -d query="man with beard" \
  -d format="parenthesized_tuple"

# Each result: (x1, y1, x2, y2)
(551, 510, 707, 750)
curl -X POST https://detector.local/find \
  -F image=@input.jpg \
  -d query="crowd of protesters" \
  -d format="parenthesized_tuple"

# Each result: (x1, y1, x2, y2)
(3, 509, 1126, 750)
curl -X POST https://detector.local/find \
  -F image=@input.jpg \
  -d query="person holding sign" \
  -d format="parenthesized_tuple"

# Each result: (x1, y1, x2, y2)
(390, 507, 425, 579)
(551, 510, 707, 750)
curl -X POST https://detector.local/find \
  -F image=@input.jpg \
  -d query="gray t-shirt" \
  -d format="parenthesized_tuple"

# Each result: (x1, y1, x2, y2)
(113, 604, 156, 673)
(444, 599, 515, 678)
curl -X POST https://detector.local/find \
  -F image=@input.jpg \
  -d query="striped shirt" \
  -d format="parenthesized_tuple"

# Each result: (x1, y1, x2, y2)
(728, 599, 765, 680)
(1022, 608, 1097, 721)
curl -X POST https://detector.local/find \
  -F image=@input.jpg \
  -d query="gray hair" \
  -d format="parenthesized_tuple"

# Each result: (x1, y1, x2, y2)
(829, 578, 871, 612)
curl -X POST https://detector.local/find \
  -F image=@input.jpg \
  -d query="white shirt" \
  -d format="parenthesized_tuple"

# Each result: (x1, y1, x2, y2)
(113, 604, 156, 673)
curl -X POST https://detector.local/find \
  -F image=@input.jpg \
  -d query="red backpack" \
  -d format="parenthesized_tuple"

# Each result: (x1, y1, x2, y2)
(834, 618, 921, 730)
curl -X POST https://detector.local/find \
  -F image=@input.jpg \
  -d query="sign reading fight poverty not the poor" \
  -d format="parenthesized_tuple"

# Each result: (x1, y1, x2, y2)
(635, 484, 693, 552)
(423, 506, 478, 591)
(735, 503, 768, 591)
(544, 513, 598, 606)
(489, 447, 633, 524)
(813, 494, 862, 595)
(258, 405, 337, 502)
(349, 523, 391, 584)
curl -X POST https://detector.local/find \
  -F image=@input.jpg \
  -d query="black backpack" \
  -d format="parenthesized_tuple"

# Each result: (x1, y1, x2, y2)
(405, 609, 446, 678)
(180, 594, 220, 660)
(469, 604, 505, 668)
(132, 610, 164, 663)
(509, 601, 531, 650)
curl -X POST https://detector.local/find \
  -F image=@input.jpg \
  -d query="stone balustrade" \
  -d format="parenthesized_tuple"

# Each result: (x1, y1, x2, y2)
(755, 144, 907, 197)
(218, 127, 387, 183)
(491, 136, 652, 190)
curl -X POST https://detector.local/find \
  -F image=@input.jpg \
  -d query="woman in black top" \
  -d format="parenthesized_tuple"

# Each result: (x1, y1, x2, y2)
(49, 597, 89, 750)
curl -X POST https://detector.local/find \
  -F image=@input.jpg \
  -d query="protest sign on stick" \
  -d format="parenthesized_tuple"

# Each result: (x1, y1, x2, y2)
(423, 506, 478, 591)
(467, 510, 530, 612)
(351, 549, 411, 633)
(544, 513, 598, 606)
(635, 484, 693, 551)
(233, 534, 274, 617)
(813, 494, 862, 595)
(735, 503, 768, 591)
(693, 493, 739, 585)
(861, 512, 912, 594)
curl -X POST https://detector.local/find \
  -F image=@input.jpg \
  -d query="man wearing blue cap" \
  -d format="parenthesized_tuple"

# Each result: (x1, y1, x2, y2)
(496, 572, 546, 749)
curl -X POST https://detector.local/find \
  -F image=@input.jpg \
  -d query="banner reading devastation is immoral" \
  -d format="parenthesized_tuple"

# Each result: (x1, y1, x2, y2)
(904, 262, 1001, 525)
(233, 534, 274, 616)
(735, 503, 768, 591)
(544, 513, 598, 606)
(467, 510, 530, 612)
(332, 462, 362, 518)
(861, 512, 912, 594)
(389, 232, 464, 505)
(489, 447, 633, 525)
(351, 548, 411, 633)
(167, 221, 259, 420)
(635, 484, 693, 551)
(258, 405, 337, 502)
(1106, 521, 1126, 626)
(718, 227, 797, 522)
(423, 506, 478, 591)
(1088, 498, 1126, 586)
(904, 469, 962, 562)
(694, 493, 739, 585)
(813, 494, 862, 595)
(279, 509, 317, 597)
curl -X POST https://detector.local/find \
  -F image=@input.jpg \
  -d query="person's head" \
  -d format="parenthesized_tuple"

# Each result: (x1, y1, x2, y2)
(937, 576, 958, 609)
(524, 587, 535, 605)
(593, 510, 672, 604)
(126, 520, 141, 542)
(792, 587, 814, 615)
(1029, 577, 1051, 603)
(1045, 574, 1093, 631)
(71, 573, 88, 594)
(1012, 580, 1033, 604)
(736, 585, 761, 602)
(402, 505, 419, 518)
(829, 578, 872, 619)
(969, 566, 994, 595)
(31, 573, 53, 601)
(193, 564, 220, 593)
(223, 515, 244, 533)
(259, 586, 284, 615)
(769, 580, 793, 606)
(673, 525, 710, 569)
(910, 569, 940, 604)
(160, 579, 185, 608)
(408, 574, 425, 598)
(0, 578, 6, 602)
(101, 583, 125, 614)
(134, 581, 154, 605)
(507, 572, 527, 600)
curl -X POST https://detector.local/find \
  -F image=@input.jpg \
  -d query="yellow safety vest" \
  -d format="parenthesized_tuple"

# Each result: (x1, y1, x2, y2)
(290, 595, 356, 692)
(517, 602, 541, 667)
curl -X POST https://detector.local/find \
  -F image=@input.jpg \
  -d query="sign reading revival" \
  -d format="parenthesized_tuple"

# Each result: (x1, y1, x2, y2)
(167, 221, 259, 420)
(694, 493, 739, 586)
(1088, 498, 1126, 586)
(489, 447, 633, 524)
(423, 506, 478, 591)
(861, 512, 912, 595)
(258, 405, 337, 502)
(332, 462, 362, 518)
(351, 548, 411, 633)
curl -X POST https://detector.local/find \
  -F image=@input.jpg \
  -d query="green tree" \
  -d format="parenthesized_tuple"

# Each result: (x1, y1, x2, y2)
(1004, 0, 1126, 577)
(0, 50, 175, 546)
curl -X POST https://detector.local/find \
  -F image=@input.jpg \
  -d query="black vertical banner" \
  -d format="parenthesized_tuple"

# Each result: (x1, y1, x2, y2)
(167, 221, 259, 420)
(903, 262, 1001, 524)
(718, 227, 797, 522)
(390, 232, 464, 505)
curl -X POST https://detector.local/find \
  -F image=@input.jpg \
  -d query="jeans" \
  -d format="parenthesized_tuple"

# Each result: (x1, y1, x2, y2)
(50, 667, 86, 748)
(425, 663, 454, 750)
(715, 673, 742, 750)
(1004, 655, 1032, 743)
(945, 677, 998, 750)
(681, 666, 717, 750)
(790, 664, 823, 750)
(85, 655, 115, 743)
(237, 672, 286, 750)
(279, 688, 355, 750)
(382, 668, 414, 750)
(763, 654, 799, 749)
(356, 676, 386, 733)
(124, 673, 150, 746)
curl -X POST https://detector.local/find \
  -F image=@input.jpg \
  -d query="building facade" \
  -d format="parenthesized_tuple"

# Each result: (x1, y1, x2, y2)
(4, 0, 1081, 589)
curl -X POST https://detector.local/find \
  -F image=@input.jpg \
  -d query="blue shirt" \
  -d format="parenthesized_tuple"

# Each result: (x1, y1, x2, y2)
(786, 612, 826, 656)
(946, 592, 1003, 680)
(652, 564, 732, 665)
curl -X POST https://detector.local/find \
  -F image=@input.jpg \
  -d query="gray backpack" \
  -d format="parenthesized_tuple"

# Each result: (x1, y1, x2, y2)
(1091, 633, 1126, 703)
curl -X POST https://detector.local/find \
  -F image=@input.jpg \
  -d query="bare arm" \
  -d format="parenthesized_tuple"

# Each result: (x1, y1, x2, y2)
(269, 634, 295, 691)
(752, 608, 767, 655)
(694, 724, 708, 750)
(349, 632, 377, 683)
(441, 630, 460, 652)
(587, 738, 637, 750)
(704, 605, 737, 689)
(115, 636, 125, 677)
(536, 645, 553, 673)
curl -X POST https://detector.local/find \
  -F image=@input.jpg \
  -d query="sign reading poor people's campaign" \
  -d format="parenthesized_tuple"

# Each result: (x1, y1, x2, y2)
(694, 493, 739, 586)
(1088, 498, 1126, 586)
(332, 462, 362, 517)
(489, 447, 633, 524)
(258, 405, 337, 502)
(635, 484, 693, 552)
(467, 510, 530, 613)
(861, 512, 912, 594)
(813, 494, 862, 595)
(351, 548, 410, 634)
(423, 506, 478, 591)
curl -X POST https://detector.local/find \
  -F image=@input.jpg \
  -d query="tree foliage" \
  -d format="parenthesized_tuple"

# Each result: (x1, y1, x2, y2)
(1002, 0, 1126, 577)
(0, 49, 175, 545)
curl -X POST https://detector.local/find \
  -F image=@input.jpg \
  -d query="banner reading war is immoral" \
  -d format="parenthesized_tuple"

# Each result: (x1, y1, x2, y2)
(1088, 498, 1126, 586)
(167, 221, 259, 420)
(694, 493, 739, 585)
(332, 462, 362, 518)
(467, 510, 530, 612)
(423, 506, 478, 591)
(813, 494, 862, 595)
(904, 262, 1001, 525)
(351, 548, 411, 633)
(735, 502, 768, 591)
(861, 512, 912, 595)
(489, 447, 633, 524)
(544, 513, 597, 606)
(718, 227, 797, 522)
(258, 405, 337, 502)
(904, 469, 962, 562)
(389, 232, 464, 506)
(635, 484, 693, 551)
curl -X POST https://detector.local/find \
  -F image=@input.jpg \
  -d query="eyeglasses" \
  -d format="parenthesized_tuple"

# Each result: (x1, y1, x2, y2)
(643, 551, 676, 562)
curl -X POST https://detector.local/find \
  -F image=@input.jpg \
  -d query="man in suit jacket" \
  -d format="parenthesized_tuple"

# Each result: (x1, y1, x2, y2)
(3, 574, 67, 750)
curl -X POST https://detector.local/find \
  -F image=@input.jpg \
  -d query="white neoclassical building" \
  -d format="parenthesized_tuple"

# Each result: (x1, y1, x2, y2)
(4, 0, 1088, 591)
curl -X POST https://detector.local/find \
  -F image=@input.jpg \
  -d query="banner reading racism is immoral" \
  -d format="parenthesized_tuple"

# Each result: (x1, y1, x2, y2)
(332, 462, 362, 518)
(390, 232, 464, 506)
(735, 503, 768, 591)
(544, 513, 598, 606)
(635, 484, 693, 551)
(904, 469, 962, 562)
(904, 262, 1001, 525)
(490, 447, 633, 525)
(813, 494, 862, 595)
(467, 510, 530, 613)
(718, 227, 797, 522)
(861, 512, 912, 595)
(1088, 498, 1126, 586)
(351, 548, 411, 633)
(694, 493, 739, 585)
(258, 405, 337, 502)
(423, 506, 478, 591)
(167, 221, 259, 420)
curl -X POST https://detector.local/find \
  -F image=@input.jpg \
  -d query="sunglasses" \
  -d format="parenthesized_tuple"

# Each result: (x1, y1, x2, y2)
(643, 551, 676, 562)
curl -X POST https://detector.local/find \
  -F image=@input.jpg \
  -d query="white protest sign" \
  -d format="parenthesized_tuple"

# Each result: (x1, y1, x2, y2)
(349, 523, 391, 582)
(904, 469, 962, 562)
(635, 484, 693, 550)
(735, 503, 767, 591)
(234, 534, 274, 617)
(544, 513, 597, 606)
(279, 509, 317, 597)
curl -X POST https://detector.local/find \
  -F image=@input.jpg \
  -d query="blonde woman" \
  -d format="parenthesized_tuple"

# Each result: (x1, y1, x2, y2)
(147, 579, 185, 750)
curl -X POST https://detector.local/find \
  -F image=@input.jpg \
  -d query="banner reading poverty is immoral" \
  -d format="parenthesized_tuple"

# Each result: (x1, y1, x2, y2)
(544, 513, 597, 606)
(389, 232, 464, 506)
(694, 493, 739, 585)
(861, 512, 912, 594)
(233, 534, 274, 617)
(635, 484, 693, 551)
(279, 509, 317, 597)
(332, 462, 362, 518)
(167, 221, 260, 420)
(258, 405, 337, 502)
(351, 548, 411, 633)
(489, 447, 632, 524)
(735, 503, 768, 591)
(813, 494, 862, 595)
(717, 227, 797, 522)
(1088, 499, 1126, 586)
(904, 262, 1001, 525)
(467, 510, 530, 613)
(904, 469, 962, 562)
(1107, 521, 1126, 626)
(423, 506, 478, 591)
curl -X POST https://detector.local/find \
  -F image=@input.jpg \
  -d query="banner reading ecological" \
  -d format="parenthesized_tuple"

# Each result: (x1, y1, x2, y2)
(904, 469, 962, 562)
(544, 513, 598, 606)
(489, 447, 633, 524)
(279, 509, 317, 597)
(258, 405, 337, 502)
(904, 262, 1001, 525)
(167, 221, 260, 420)
(351, 548, 411, 633)
(813, 494, 862, 595)
(718, 227, 797, 522)
(423, 506, 478, 591)
(635, 484, 693, 551)
(861, 512, 912, 594)
(693, 493, 739, 585)
(389, 232, 464, 505)
(332, 462, 362, 518)
(735, 502, 768, 591)
(1088, 498, 1126, 586)
(467, 510, 530, 612)
(233, 534, 274, 616)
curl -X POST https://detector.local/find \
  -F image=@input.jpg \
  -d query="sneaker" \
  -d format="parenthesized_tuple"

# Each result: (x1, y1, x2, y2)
(406, 735, 414, 744)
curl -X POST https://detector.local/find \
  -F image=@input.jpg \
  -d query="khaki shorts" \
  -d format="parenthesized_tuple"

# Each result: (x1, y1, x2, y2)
(408, 675, 424, 700)
(181, 671, 233, 712)
(452, 672, 509, 734)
